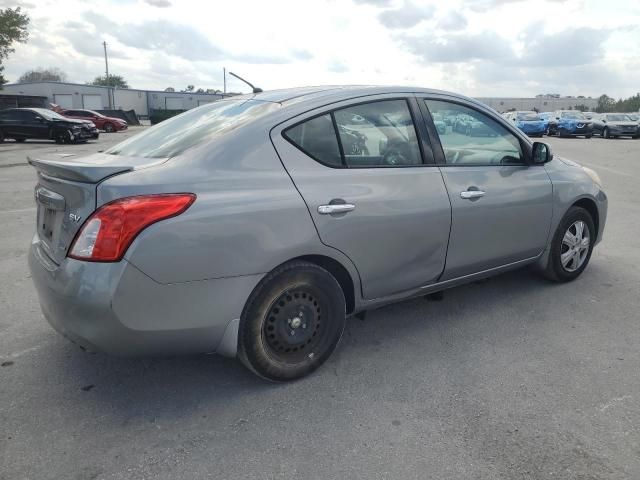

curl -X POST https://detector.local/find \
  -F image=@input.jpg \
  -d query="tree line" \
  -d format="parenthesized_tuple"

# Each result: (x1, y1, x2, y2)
(596, 94, 640, 113)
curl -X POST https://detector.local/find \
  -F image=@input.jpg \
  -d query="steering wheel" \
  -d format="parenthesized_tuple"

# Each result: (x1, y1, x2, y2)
(382, 148, 407, 166)
(490, 152, 520, 165)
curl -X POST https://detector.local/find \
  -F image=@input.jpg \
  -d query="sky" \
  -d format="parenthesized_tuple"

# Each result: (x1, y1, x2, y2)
(2, 0, 639, 98)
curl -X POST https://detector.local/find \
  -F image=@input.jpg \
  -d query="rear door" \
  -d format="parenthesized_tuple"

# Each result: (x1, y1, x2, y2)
(271, 96, 451, 299)
(419, 96, 553, 280)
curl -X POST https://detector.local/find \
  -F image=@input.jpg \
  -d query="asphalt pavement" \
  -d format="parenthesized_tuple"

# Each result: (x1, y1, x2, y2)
(1, 131, 639, 479)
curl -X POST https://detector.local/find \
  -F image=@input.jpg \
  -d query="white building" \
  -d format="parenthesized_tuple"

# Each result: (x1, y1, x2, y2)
(476, 96, 598, 113)
(0, 81, 225, 117)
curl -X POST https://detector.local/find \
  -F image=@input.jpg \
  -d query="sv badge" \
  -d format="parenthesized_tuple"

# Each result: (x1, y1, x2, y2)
(69, 213, 82, 223)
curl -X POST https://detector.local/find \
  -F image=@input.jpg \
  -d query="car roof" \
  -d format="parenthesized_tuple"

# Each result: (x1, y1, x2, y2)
(239, 85, 474, 106)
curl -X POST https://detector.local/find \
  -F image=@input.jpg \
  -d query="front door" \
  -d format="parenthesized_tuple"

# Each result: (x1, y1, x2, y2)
(272, 97, 451, 299)
(420, 98, 553, 280)
(21, 111, 49, 139)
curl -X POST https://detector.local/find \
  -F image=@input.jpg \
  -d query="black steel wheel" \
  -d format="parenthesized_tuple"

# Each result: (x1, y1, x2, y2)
(238, 261, 346, 382)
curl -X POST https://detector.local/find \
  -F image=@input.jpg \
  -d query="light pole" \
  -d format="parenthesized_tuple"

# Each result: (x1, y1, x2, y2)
(103, 41, 113, 109)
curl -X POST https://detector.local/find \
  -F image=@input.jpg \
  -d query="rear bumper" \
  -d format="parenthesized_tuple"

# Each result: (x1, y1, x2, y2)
(518, 125, 546, 135)
(28, 236, 262, 357)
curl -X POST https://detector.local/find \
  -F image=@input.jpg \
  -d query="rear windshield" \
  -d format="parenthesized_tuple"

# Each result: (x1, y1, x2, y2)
(106, 99, 278, 158)
(517, 112, 539, 121)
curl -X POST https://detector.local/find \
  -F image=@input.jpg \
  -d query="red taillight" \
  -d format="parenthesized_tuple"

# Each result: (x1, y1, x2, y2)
(68, 194, 196, 262)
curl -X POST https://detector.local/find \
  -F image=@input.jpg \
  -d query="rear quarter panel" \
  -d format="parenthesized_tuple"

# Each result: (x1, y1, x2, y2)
(97, 124, 362, 290)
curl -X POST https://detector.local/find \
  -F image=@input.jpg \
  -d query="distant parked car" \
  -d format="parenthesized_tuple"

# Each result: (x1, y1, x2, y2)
(548, 111, 593, 138)
(538, 112, 552, 134)
(452, 114, 472, 133)
(505, 111, 546, 137)
(59, 109, 128, 132)
(0, 108, 99, 143)
(432, 112, 447, 134)
(592, 113, 640, 139)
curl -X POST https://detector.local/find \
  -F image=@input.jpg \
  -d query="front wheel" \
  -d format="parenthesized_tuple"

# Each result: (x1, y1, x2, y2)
(543, 206, 595, 282)
(104, 123, 114, 133)
(603, 127, 610, 139)
(238, 261, 346, 381)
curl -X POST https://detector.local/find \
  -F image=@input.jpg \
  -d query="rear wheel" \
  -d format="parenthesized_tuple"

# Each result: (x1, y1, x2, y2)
(543, 206, 595, 282)
(238, 261, 346, 382)
(104, 123, 114, 133)
(15, 137, 26, 143)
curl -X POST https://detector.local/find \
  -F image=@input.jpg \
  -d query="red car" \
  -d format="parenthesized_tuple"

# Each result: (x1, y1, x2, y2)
(57, 108, 128, 132)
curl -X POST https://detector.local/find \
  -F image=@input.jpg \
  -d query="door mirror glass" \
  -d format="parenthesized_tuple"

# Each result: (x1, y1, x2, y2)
(532, 142, 552, 164)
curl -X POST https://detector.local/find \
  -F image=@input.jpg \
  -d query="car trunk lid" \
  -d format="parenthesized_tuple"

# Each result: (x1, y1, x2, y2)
(28, 153, 167, 264)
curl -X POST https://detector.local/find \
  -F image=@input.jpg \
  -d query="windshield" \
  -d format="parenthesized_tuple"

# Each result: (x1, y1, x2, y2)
(560, 112, 586, 120)
(106, 99, 278, 158)
(32, 108, 69, 121)
(517, 112, 539, 121)
(628, 114, 639, 121)
(606, 114, 631, 121)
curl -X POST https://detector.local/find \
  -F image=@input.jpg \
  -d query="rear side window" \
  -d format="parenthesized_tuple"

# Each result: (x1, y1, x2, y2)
(284, 99, 424, 168)
(284, 114, 342, 167)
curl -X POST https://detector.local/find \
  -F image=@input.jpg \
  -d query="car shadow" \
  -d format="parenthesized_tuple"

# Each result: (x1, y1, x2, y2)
(33, 264, 607, 424)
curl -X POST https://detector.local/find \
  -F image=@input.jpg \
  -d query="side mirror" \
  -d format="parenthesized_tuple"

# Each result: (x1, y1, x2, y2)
(532, 142, 552, 165)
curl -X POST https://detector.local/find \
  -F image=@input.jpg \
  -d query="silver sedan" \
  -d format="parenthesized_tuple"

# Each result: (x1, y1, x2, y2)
(28, 86, 607, 381)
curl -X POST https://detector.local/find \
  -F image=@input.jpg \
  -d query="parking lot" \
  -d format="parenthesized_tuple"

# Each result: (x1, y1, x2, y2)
(1, 131, 639, 479)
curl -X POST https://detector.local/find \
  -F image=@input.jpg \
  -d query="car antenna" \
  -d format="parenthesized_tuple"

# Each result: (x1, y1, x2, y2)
(228, 71, 263, 93)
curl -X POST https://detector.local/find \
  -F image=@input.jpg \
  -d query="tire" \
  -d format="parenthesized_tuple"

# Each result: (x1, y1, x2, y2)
(585, 134, 592, 139)
(603, 127, 610, 139)
(543, 206, 596, 283)
(104, 123, 114, 133)
(558, 128, 567, 138)
(0, 129, 4, 143)
(238, 261, 346, 382)
(15, 138, 26, 143)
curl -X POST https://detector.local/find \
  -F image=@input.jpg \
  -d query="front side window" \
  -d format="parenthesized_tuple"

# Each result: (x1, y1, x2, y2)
(425, 100, 524, 165)
(284, 99, 424, 168)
